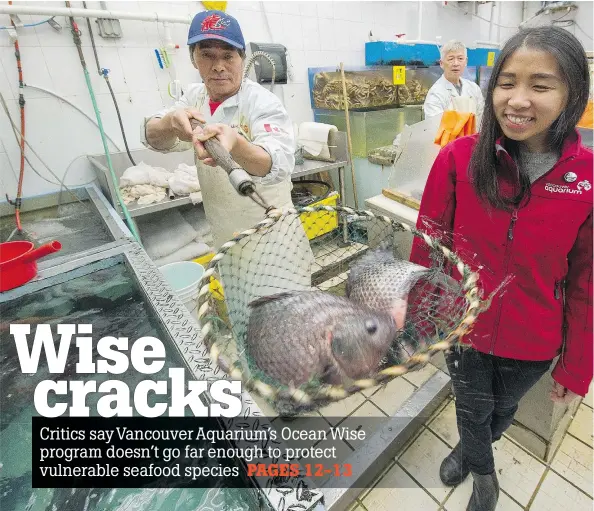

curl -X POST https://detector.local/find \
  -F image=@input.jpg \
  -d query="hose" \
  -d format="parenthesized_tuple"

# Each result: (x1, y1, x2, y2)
(0, 16, 54, 30)
(22, 83, 122, 151)
(0, 91, 92, 203)
(243, 50, 276, 92)
(82, 0, 136, 166)
(6, 0, 25, 234)
(64, 1, 141, 244)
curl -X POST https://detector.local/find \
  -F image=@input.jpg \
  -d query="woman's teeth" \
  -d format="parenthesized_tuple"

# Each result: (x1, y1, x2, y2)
(506, 114, 533, 125)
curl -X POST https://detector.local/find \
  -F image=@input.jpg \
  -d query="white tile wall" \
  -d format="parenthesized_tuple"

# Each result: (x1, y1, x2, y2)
(0, 0, 530, 198)
(0, 151, 18, 197)
(42, 45, 91, 96)
(0, 46, 54, 100)
(0, 57, 16, 101)
(301, 16, 321, 52)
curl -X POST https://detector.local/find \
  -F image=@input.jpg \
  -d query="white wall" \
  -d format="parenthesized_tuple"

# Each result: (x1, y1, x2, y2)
(522, 0, 593, 50)
(0, 1, 530, 199)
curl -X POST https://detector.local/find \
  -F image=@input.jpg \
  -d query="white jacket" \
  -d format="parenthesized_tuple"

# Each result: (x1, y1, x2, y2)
(423, 75, 485, 122)
(141, 79, 295, 186)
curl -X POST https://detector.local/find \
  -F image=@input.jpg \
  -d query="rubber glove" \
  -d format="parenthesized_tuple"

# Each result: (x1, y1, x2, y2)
(450, 112, 472, 139)
(434, 111, 477, 147)
(434, 111, 459, 147)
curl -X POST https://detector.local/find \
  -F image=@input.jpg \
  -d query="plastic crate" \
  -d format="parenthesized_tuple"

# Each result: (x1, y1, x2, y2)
(300, 191, 339, 240)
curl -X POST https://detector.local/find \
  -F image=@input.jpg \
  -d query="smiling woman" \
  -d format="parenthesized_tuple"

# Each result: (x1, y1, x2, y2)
(493, 53, 569, 153)
(410, 25, 592, 511)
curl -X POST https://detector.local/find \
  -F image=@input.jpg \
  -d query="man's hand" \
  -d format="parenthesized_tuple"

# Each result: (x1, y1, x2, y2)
(192, 123, 240, 167)
(165, 108, 206, 142)
(550, 381, 580, 404)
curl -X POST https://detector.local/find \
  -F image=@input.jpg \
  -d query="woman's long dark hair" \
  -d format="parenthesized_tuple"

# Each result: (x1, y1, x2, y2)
(469, 26, 590, 211)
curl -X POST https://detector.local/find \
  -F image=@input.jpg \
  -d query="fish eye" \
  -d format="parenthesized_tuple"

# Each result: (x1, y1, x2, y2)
(331, 336, 345, 356)
(365, 320, 378, 335)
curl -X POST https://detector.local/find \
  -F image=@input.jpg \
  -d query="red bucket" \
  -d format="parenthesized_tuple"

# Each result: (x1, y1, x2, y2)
(0, 240, 62, 292)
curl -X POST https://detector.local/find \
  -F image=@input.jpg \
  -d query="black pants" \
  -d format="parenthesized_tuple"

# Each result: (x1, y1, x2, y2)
(445, 347, 553, 475)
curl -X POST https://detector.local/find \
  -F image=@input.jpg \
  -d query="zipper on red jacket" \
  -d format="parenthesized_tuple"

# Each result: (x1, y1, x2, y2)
(486, 151, 577, 355)
(507, 210, 518, 240)
(489, 208, 518, 354)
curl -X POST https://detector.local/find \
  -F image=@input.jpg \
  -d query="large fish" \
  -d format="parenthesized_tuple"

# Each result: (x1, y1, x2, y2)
(245, 290, 398, 387)
(345, 246, 436, 364)
(346, 245, 430, 320)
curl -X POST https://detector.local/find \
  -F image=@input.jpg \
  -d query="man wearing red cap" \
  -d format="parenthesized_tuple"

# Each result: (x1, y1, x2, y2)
(142, 10, 300, 250)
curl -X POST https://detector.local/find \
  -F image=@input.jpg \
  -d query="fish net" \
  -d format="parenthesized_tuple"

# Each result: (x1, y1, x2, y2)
(197, 205, 491, 416)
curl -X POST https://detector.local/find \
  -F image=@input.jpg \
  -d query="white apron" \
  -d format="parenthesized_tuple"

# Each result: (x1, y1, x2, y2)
(193, 90, 315, 351)
(193, 89, 295, 248)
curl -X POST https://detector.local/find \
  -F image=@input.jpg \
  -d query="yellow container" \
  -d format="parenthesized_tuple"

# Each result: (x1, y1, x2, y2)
(193, 252, 214, 266)
(300, 191, 339, 240)
(192, 252, 225, 300)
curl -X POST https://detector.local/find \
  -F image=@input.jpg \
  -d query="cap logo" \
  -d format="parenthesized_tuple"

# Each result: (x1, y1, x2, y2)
(201, 14, 231, 32)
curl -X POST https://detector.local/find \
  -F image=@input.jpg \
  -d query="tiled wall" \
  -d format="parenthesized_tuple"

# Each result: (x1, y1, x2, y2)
(0, 1, 585, 199)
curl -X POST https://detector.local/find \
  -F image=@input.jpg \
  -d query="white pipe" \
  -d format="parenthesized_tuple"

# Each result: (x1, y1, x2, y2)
(162, 21, 174, 49)
(0, 5, 193, 24)
(474, 40, 501, 48)
(497, 1, 502, 42)
(489, 1, 495, 42)
(417, 1, 423, 41)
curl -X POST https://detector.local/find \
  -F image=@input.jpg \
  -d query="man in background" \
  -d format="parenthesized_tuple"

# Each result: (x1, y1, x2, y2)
(423, 40, 485, 122)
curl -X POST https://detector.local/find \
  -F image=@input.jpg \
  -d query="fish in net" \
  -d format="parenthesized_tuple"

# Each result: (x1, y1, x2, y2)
(197, 206, 500, 416)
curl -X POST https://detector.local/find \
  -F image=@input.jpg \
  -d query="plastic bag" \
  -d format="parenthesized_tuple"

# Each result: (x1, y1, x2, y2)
(168, 170, 201, 196)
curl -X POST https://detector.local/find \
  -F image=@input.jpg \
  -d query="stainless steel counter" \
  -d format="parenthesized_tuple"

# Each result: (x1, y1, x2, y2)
(89, 132, 350, 221)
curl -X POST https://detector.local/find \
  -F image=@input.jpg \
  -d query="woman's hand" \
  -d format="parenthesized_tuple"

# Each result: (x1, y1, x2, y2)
(192, 123, 239, 167)
(550, 381, 579, 404)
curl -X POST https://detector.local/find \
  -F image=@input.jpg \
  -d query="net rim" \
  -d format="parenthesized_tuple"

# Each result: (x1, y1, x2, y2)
(196, 205, 484, 411)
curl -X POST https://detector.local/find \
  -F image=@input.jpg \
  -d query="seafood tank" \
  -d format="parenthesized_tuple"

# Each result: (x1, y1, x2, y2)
(309, 66, 478, 159)
(0, 185, 130, 261)
(308, 66, 478, 111)
(308, 66, 433, 111)
(0, 262, 266, 511)
(314, 107, 423, 158)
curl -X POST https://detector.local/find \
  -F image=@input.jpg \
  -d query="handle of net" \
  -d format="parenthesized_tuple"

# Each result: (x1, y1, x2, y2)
(189, 118, 272, 211)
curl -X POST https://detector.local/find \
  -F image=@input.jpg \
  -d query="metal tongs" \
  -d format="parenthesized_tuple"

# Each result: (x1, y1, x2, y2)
(190, 119, 273, 211)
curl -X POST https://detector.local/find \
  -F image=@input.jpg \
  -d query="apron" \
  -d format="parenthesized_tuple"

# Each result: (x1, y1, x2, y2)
(193, 88, 295, 249)
(194, 88, 315, 355)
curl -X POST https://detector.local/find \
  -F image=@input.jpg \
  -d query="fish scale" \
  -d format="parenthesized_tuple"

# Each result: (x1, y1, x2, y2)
(346, 246, 434, 365)
(245, 290, 398, 387)
(346, 247, 430, 315)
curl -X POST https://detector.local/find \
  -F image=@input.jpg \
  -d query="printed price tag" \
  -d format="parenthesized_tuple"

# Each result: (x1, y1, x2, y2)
(392, 66, 406, 85)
